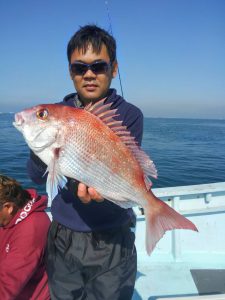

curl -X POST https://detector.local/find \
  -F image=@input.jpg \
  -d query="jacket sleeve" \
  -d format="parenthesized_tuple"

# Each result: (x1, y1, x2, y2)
(27, 150, 47, 184)
(0, 214, 50, 299)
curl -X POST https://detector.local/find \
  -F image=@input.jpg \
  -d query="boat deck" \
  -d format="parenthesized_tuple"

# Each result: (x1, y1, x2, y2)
(133, 262, 225, 300)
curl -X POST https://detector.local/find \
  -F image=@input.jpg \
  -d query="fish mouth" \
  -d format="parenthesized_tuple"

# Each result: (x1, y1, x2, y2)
(13, 113, 24, 130)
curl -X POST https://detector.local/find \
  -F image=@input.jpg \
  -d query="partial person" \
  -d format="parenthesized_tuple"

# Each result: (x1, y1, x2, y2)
(27, 24, 143, 300)
(0, 174, 50, 300)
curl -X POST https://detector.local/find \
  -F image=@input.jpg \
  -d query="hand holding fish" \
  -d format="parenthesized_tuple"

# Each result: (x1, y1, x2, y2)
(77, 183, 104, 204)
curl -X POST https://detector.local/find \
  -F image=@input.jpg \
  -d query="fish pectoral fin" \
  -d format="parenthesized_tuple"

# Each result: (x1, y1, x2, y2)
(46, 156, 67, 206)
(46, 172, 67, 206)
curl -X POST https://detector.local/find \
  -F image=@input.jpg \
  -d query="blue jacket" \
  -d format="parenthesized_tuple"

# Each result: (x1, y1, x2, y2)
(27, 89, 143, 231)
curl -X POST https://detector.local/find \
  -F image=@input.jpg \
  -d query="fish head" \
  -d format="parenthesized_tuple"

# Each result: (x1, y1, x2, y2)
(13, 104, 62, 153)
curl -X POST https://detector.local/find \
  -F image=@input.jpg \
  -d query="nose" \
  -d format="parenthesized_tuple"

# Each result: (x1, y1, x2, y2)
(83, 68, 96, 78)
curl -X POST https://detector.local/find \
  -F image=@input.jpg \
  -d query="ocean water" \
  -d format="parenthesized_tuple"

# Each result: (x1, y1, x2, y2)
(0, 113, 225, 194)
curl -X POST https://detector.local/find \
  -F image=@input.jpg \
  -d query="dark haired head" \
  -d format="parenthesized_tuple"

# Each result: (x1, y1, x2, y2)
(67, 25, 116, 64)
(0, 175, 31, 209)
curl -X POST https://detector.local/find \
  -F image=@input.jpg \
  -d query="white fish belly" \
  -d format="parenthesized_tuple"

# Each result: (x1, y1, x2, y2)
(60, 149, 144, 208)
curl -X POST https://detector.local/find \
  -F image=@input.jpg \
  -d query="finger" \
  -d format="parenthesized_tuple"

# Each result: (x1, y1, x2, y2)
(77, 183, 92, 204)
(88, 187, 104, 202)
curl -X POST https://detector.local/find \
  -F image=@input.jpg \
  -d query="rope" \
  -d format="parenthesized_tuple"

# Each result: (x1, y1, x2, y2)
(105, 1, 124, 98)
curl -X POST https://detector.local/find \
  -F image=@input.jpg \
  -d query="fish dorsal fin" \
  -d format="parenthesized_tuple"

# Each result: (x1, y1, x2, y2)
(84, 99, 158, 184)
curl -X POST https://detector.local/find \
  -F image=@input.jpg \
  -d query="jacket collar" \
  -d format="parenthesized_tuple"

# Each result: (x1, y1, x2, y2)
(62, 88, 124, 108)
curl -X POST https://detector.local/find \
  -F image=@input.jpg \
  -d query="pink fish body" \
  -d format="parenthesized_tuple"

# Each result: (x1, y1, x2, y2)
(13, 100, 197, 254)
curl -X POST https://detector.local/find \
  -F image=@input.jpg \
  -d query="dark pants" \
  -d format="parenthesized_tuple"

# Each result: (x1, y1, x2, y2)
(46, 221, 137, 300)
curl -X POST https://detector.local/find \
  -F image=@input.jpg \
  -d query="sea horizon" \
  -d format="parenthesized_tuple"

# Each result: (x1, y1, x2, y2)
(0, 111, 224, 121)
(0, 113, 225, 192)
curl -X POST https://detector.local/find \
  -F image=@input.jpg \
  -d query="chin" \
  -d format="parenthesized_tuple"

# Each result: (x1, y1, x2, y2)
(83, 94, 103, 103)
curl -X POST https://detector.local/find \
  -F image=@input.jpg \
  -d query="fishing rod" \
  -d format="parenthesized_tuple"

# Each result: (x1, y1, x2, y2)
(105, 0, 124, 98)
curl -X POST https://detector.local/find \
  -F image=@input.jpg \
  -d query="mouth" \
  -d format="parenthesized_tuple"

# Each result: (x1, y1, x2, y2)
(83, 84, 98, 92)
(13, 113, 24, 130)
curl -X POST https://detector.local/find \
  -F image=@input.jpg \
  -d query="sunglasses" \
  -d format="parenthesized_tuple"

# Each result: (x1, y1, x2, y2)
(70, 61, 111, 76)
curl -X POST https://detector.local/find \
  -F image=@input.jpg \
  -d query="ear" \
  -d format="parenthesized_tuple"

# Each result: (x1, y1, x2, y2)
(3, 202, 15, 215)
(111, 60, 118, 78)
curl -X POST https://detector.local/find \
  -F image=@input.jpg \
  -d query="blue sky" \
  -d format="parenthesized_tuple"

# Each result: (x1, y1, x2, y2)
(0, 0, 224, 118)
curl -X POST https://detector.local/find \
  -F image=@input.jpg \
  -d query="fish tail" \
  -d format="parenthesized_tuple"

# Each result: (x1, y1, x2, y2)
(145, 192, 198, 255)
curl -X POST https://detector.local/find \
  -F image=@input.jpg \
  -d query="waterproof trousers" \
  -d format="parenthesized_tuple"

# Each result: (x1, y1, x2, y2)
(46, 220, 137, 300)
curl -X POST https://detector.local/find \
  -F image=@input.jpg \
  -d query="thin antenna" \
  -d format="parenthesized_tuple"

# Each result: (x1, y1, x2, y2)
(105, 0, 124, 98)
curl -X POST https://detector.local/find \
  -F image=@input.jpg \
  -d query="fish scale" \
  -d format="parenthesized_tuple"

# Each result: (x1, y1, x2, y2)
(60, 134, 142, 207)
(60, 115, 145, 199)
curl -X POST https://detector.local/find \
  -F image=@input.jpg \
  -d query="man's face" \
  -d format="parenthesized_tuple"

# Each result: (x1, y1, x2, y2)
(69, 44, 118, 104)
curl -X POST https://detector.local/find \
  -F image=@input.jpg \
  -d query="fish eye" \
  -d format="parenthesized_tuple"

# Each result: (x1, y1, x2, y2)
(36, 109, 48, 120)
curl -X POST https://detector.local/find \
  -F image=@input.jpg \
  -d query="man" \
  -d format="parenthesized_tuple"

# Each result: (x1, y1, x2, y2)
(0, 174, 50, 300)
(27, 25, 143, 300)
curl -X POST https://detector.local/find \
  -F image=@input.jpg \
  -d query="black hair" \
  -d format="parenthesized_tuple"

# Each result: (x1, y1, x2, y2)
(0, 175, 32, 209)
(67, 24, 117, 64)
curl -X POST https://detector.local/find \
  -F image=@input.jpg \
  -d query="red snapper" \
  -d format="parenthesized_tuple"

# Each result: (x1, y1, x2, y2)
(13, 100, 197, 254)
